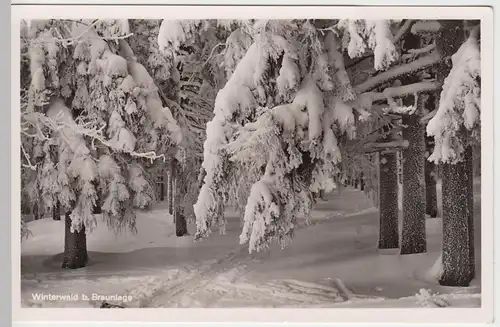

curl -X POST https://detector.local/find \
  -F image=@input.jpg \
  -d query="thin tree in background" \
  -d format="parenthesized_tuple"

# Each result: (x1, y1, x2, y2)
(425, 134, 438, 218)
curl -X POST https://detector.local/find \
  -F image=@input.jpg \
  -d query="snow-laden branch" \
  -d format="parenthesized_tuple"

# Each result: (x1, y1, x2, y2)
(382, 81, 439, 100)
(411, 20, 442, 35)
(426, 27, 481, 164)
(53, 19, 133, 47)
(348, 81, 440, 113)
(22, 103, 165, 163)
(354, 51, 441, 93)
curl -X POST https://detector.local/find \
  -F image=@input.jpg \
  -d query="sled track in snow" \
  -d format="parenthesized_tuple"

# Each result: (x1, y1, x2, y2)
(145, 244, 250, 307)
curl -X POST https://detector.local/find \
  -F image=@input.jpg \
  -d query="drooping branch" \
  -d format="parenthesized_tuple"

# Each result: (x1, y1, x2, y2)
(354, 51, 441, 94)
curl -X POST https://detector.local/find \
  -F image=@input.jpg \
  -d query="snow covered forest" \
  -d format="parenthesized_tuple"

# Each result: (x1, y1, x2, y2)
(20, 18, 482, 308)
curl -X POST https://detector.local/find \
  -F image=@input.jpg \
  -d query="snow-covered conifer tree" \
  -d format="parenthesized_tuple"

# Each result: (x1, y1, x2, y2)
(192, 19, 415, 253)
(20, 19, 181, 268)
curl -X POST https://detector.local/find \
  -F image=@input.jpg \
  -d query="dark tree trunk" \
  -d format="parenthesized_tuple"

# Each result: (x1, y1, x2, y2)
(439, 144, 474, 286)
(171, 160, 188, 237)
(425, 137, 438, 218)
(160, 181, 165, 201)
(175, 209, 188, 237)
(62, 212, 88, 269)
(435, 20, 475, 286)
(92, 181, 102, 215)
(400, 96, 427, 254)
(167, 163, 173, 219)
(52, 201, 61, 220)
(359, 172, 365, 191)
(399, 31, 427, 255)
(378, 152, 399, 249)
(33, 202, 40, 220)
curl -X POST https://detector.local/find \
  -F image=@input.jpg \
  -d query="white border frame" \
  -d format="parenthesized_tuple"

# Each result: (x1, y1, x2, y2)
(11, 5, 495, 324)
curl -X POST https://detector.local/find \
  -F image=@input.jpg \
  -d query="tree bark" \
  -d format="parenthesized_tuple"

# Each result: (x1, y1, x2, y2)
(425, 136, 438, 218)
(93, 193, 102, 215)
(378, 151, 399, 249)
(400, 95, 427, 254)
(435, 20, 475, 286)
(52, 201, 61, 220)
(33, 202, 40, 220)
(160, 178, 165, 201)
(167, 162, 174, 220)
(62, 212, 88, 269)
(439, 144, 474, 286)
(172, 160, 188, 237)
(400, 31, 427, 255)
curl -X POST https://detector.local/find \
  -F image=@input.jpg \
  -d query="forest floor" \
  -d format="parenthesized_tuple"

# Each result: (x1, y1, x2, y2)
(20, 180, 482, 308)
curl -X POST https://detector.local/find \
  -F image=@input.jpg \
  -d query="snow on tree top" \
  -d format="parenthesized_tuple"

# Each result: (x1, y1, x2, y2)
(427, 29, 481, 164)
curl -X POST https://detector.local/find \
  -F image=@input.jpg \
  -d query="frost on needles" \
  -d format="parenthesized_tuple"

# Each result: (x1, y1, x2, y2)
(191, 19, 404, 253)
(21, 19, 182, 235)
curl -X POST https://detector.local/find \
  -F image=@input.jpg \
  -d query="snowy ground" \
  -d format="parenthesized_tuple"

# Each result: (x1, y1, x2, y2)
(20, 180, 481, 308)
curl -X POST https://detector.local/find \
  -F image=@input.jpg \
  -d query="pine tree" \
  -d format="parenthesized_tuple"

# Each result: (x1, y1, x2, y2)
(192, 19, 421, 252)
(20, 19, 181, 268)
(427, 20, 480, 286)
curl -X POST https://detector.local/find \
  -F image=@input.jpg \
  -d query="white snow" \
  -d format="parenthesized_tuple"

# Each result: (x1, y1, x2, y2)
(292, 78, 324, 141)
(22, 180, 481, 309)
(368, 20, 399, 71)
(354, 51, 440, 94)
(426, 32, 481, 164)
(411, 20, 442, 35)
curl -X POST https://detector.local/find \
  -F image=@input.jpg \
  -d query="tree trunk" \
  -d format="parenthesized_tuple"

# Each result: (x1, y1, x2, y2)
(400, 95, 427, 255)
(167, 162, 173, 219)
(93, 194, 102, 215)
(160, 180, 165, 201)
(439, 144, 474, 286)
(62, 212, 88, 269)
(359, 172, 365, 191)
(172, 160, 188, 237)
(434, 20, 475, 286)
(399, 30, 427, 255)
(175, 209, 188, 237)
(33, 202, 40, 220)
(425, 136, 438, 218)
(378, 152, 399, 249)
(52, 201, 61, 220)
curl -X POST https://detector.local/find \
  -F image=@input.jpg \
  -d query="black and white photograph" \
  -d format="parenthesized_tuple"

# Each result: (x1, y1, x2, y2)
(12, 4, 494, 323)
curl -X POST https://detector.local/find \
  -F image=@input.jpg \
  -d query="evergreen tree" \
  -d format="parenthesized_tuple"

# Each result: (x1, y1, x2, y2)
(20, 19, 181, 268)
(192, 19, 422, 252)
